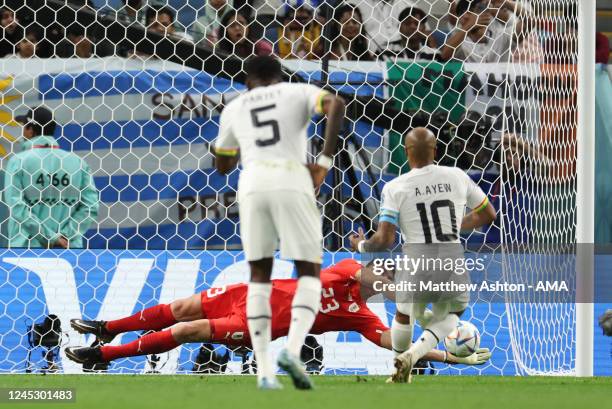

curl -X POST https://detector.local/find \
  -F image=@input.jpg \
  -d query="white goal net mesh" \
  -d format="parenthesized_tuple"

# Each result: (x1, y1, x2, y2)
(0, 0, 579, 375)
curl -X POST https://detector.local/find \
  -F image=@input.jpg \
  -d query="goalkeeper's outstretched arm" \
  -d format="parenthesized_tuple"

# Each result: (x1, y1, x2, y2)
(379, 331, 491, 365)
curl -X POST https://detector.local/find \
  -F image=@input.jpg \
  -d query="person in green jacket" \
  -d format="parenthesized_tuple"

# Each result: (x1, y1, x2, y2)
(4, 106, 99, 248)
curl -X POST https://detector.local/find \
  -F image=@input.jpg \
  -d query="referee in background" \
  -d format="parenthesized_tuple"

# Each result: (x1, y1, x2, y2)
(3, 106, 99, 248)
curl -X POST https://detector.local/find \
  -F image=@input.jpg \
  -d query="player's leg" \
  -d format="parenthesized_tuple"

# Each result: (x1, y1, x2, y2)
(395, 301, 461, 383)
(391, 299, 414, 357)
(407, 292, 468, 366)
(276, 259, 320, 390)
(392, 311, 413, 356)
(240, 192, 279, 388)
(70, 293, 203, 343)
(406, 301, 460, 364)
(286, 260, 321, 356)
(275, 191, 323, 390)
(247, 258, 277, 387)
(390, 303, 424, 383)
(65, 319, 212, 364)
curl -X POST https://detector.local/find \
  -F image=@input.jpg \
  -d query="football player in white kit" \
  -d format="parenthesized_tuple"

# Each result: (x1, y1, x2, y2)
(349, 127, 496, 383)
(214, 56, 345, 390)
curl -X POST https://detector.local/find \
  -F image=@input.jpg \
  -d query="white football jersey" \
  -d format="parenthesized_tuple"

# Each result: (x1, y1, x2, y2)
(379, 165, 488, 244)
(214, 82, 328, 195)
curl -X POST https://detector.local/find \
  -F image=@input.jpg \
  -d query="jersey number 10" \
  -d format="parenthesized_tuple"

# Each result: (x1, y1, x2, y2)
(416, 200, 458, 243)
(251, 104, 280, 147)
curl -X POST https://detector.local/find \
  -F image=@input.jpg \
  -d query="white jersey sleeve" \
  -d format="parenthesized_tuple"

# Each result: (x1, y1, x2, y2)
(214, 103, 239, 156)
(463, 172, 488, 211)
(379, 182, 400, 226)
(301, 84, 329, 117)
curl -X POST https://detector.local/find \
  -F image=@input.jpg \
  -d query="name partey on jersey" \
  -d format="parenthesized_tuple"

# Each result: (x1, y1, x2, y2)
(214, 83, 329, 196)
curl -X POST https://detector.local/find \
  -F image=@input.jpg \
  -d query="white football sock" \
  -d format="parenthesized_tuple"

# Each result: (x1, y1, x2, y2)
(286, 276, 322, 356)
(246, 282, 274, 381)
(391, 318, 413, 356)
(408, 313, 459, 363)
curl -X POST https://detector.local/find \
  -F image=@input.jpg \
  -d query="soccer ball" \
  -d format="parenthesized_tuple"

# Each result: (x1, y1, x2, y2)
(444, 320, 480, 357)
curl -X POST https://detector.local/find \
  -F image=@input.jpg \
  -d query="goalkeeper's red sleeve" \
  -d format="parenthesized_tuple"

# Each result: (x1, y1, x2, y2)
(101, 329, 179, 362)
(105, 304, 177, 334)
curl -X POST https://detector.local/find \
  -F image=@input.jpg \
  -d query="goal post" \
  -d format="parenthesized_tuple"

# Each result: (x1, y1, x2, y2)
(575, 0, 596, 378)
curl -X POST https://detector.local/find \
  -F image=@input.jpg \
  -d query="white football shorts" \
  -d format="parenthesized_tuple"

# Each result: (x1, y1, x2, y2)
(239, 190, 323, 264)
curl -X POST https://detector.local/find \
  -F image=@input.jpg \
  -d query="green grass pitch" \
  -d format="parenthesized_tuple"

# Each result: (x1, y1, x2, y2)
(0, 375, 610, 409)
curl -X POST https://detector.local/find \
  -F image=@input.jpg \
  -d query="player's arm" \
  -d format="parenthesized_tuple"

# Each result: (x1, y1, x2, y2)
(307, 90, 345, 189)
(424, 346, 492, 365)
(319, 93, 345, 159)
(350, 223, 396, 253)
(379, 331, 491, 365)
(460, 175, 497, 231)
(214, 106, 240, 175)
(461, 198, 496, 231)
(215, 149, 239, 174)
(350, 183, 398, 252)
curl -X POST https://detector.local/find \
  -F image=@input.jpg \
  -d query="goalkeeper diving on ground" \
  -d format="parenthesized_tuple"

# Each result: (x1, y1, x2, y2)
(65, 259, 491, 371)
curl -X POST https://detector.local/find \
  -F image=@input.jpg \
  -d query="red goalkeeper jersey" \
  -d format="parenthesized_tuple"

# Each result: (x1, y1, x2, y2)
(200, 258, 389, 346)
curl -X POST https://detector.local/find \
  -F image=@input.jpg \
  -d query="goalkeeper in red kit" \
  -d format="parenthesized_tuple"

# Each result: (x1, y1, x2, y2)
(65, 259, 491, 368)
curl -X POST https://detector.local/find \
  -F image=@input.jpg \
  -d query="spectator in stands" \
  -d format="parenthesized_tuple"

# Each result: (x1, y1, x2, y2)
(57, 25, 96, 58)
(12, 26, 41, 59)
(248, 0, 284, 40)
(268, 3, 322, 59)
(116, 0, 147, 25)
(502, 133, 552, 183)
(378, 6, 441, 61)
(348, 0, 414, 54)
(145, 6, 193, 42)
(328, 4, 373, 61)
(192, 0, 235, 44)
(0, 7, 22, 57)
(216, 11, 272, 58)
(441, 0, 528, 63)
(4, 107, 99, 249)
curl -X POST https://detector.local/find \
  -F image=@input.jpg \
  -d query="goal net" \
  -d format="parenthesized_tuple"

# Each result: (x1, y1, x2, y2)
(0, 0, 580, 375)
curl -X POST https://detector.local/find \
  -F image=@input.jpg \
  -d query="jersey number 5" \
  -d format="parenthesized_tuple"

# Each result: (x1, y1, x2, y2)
(416, 200, 458, 243)
(251, 104, 280, 147)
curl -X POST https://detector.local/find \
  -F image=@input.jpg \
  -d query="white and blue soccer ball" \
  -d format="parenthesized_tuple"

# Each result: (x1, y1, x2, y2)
(444, 320, 480, 357)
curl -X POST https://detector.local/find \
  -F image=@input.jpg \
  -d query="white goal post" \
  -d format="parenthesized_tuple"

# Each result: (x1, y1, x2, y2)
(575, 0, 595, 378)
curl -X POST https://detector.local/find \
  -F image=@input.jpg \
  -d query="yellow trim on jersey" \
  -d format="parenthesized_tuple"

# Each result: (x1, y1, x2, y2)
(315, 91, 330, 115)
(215, 147, 239, 157)
(474, 197, 489, 213)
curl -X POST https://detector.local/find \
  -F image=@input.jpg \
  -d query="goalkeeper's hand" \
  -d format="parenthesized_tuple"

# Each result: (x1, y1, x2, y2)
(599, 309, 612, 336)
(450, 348, 492, 365)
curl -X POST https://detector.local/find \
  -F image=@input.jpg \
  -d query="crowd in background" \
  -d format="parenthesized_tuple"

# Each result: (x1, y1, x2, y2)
(0, 0, 608, 63)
